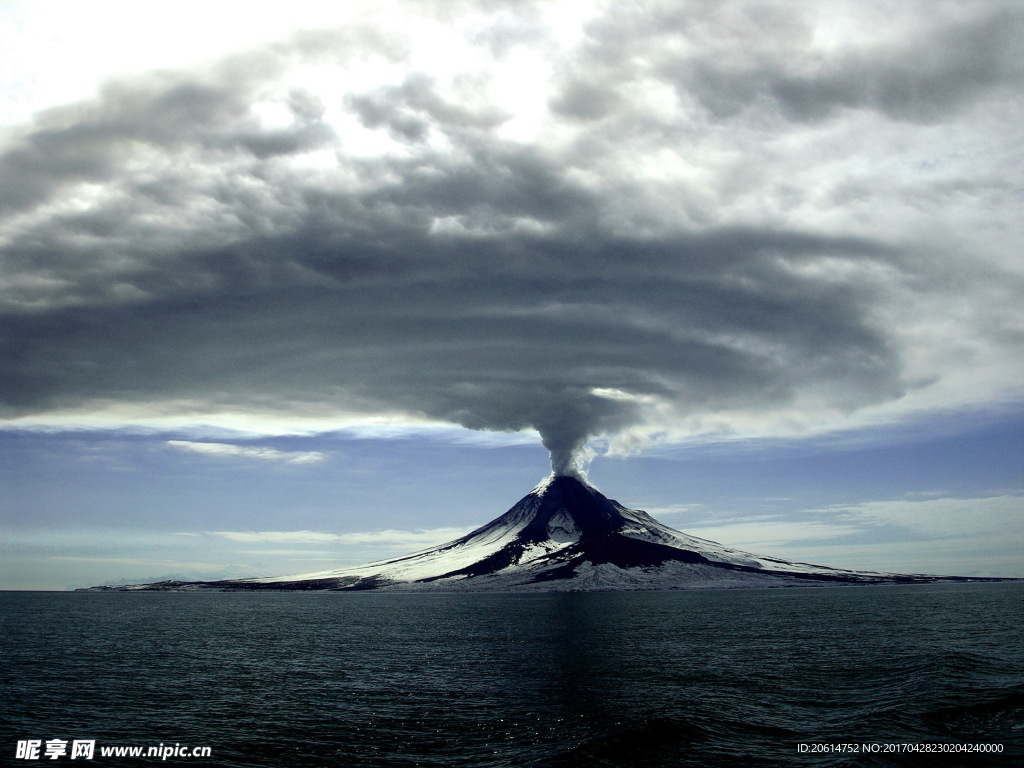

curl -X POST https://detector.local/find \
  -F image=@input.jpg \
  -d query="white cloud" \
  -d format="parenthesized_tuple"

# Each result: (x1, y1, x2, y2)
(212, 530, 344, 544)
(210, 527, 472, 550)
(830, 493, 1023, 541)
(166, 440, 324, 464)
(0, 0, 382, 129)
(685, 518, 864, 549)
(48, 556, 229, 571)
(684, 493, 1023, 576)
(333, 528, 472, 549)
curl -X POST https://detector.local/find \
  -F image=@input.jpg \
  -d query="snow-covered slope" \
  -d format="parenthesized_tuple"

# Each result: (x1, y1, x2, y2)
(89, 475, 991, 592)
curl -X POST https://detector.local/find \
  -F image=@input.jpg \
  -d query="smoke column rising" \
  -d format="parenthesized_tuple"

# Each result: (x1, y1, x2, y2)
(535, 394, 633, 479)
(545, 441, 589, 480)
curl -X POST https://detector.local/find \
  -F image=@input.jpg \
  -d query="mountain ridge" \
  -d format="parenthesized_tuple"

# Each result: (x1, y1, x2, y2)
(83, 475, 1010, 592)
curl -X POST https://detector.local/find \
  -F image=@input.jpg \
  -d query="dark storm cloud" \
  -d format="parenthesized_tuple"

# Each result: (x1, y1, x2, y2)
(346, 74, 506, 142)
(0, 199, 904, 452)
(1, 1, 1021, 466)
(552, 2, 1024, 125)
(0, 78, 249, 213)
(691, 10, 1024, 123)
(0, 24, 396, 216)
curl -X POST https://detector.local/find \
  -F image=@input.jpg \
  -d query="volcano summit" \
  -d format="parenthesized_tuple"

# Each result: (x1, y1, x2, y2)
(88, 475, 993, 592)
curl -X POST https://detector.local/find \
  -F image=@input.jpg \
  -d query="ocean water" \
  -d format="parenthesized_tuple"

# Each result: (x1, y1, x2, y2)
(1, 584, 1021, 767)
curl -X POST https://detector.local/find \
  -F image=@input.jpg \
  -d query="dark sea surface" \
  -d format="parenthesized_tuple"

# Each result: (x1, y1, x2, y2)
(1, 584, 1021, 767)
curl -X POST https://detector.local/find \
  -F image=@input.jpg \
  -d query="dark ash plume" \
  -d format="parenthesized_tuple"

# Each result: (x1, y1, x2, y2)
(1, 2, 1019, 460)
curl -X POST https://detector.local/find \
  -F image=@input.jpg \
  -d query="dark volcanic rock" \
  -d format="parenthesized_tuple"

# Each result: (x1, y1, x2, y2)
(82, 475, 1012, 592)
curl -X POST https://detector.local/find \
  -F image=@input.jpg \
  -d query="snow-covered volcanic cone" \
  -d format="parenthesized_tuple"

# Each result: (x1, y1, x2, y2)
(88, 475, 990, 592)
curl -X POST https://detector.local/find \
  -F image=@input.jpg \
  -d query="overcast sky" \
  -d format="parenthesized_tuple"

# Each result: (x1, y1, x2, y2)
(1, 0, 1021, 589)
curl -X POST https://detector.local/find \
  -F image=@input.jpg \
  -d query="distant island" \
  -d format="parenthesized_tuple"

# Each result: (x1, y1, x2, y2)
(83, 476, 1011, 592)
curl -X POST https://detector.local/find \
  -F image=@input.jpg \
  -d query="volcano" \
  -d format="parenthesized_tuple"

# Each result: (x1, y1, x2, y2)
(88, 475, 994, 592)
